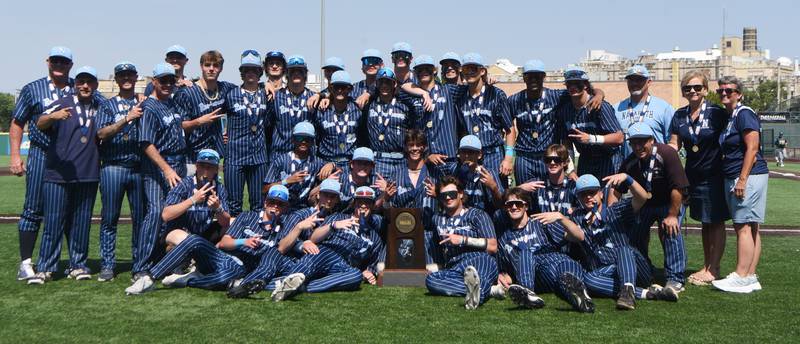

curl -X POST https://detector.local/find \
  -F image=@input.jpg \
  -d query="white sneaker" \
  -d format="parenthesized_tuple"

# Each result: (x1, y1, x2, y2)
(747, 274, 762, 291)
(17, 260, 35, 281)
(271, 273, 306, 302)
(27, 272, 52, 285)
(162, 270, 202, 288)
(463, 266, 481, 310)
(712, 272, 754, 293)
(68, 268, 92, 281)
(125, 275, 156, 295)
(489, 284, 506, 300)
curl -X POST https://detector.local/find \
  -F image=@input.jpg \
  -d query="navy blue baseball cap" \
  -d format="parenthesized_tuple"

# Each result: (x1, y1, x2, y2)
(564, 67, 589, 81)
(376, 68, 396, 81)
(266, 185, 290, 203)
(330, 70, 353, 86)
(319, 179, 342, 197)
(575, 174, 601, 194)
(49, 46, 73, 61)
(265, 51, 286, 64)
(196, 149, 221, 165)
(114, 61, 137, 74)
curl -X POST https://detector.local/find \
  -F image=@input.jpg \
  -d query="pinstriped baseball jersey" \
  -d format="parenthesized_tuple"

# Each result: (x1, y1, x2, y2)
(507, 88, 568, 154)
(139, 96, 187, 174)
(416, 82, 465, 158)
(314, 101, 363, 162)
(224, 87, 269, 165)
(97, 96, 142, 167)
(497, 217, 566, 271)
(321, 212, 384, 266)
(267, 87, 317, 154)
(174, 81, 235, 162)
(164, 176, 229, 235)
(264, 152, 324, 209)
(433, 207, 495, 264)
(557, 100, 622, 166)
(225, 210, 291, 267)
(364, 93, 421, 154)
(455, 84, 513, 149)
(570, 198, 635, 270)
(13, 77, 74, 148)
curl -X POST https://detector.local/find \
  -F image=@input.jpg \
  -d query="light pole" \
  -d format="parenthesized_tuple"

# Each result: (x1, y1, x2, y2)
(320, 0, 326, 91)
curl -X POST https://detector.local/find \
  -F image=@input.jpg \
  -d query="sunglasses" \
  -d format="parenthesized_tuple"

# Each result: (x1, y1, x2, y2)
(438, 191, 459, 201)
(265, 199, 287, 207)
(293, 135, 312, 143)
(716, 88, 739, 96)
(681, 84, 704, 93)
(565, 81, 585, 89)
(156, 76, 177, 85)
(362, 57, 382, 66)
(504, 200, 527, 209)
(392, 53, 412, 60)
(49, 57, 72, 65)
(544, 156, 563, 164)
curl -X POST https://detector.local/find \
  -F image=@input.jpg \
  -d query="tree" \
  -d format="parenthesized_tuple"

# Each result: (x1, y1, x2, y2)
(742, 80, 787, 112)
(0, 93, 14, 132)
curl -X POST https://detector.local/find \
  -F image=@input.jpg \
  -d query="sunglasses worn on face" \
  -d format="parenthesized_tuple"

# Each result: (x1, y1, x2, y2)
(439, 191, 458, 200)
(392, 53, 411, 60)
(504, 200, 527, 209)
(682, 84, 704, 93)
(544, 156, 563, 164)
(716, 88, 739, 96)
(362, 57, 382, 66)
(293, 135, 312, 143)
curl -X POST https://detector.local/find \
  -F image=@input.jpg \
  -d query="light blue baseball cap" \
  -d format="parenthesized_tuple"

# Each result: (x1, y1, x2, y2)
(165, 45, 187, 57)
(625, 65, 650, 79)
(627, 122, 655, 139)
(575, 174, 601, 194)
(459, 135, 482, 151)
(153, 63, 176, 78)
(440, 52, 461, 65)
(353, 186, 376, 200)
(323, 56, 345, 71)
(352, 147, 375, 163)
(376, 68, 396, 81)
(286, 55, 307, 69)
(523, 60, 546, 74)
(564, 67, 589, 81)
(319, 179, 342, 197)
(292, 121, 316, 137)
(196, 149, 221, 165)
(266, 185, 290, 203)
(240, 50, 262, 68)
(362, 49, 382, 61)
(330, 70, 352, 86)
(412, 55, 435, 69)
(74, 66, 97, 80)
(114, 61, 137, 74)
(391, 42, 413, 55)
(49, 46, 73, 61)
(461, 53, 484, 67)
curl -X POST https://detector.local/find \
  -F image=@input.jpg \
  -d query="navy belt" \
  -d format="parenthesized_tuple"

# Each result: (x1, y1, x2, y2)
(375, 152, 404, 159)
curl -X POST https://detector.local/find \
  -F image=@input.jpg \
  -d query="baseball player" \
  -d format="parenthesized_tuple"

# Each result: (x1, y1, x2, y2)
(177, 50, 234, 175)
(425, 176, 499, 310)
(263, 51, 286, 93)
(143, 45, 193, 96)
(352, 49, 383, 106)
(412, 55, 463, 177)
(161, 149, 231, 247)
(314, 71, 364, 171)
(28, 66, 102, 284)
(452, 135, 504, 216)
(263, 121, 328, 211)
(543, 174, 675, 310)
(508, 60, 606, 184)
(439, 52, 462, 85)
(223, 50, 270, 217)
(11, 46, 74, 281)
(135, 63, 189, 281)
(516, 144, 578, 216)
(618, 123, 689, 298)
(775, 132, 788, 167)
(497, 187, 596, 312)
(390, 42, 417, 86)
(267, 55, 317, 160)
(270, 179, 365, 301)
(455, 53, 515, 182)
(316, 56, 345, 97)
(556, 67, 623, 180)
(95, 61, 146, 281)
(614, 65, 675, 159)
(319, 147, 394, 209)
(362, 68, 422, 182)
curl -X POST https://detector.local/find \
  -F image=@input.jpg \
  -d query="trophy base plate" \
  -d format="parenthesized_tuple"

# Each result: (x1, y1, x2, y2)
(378, 269, 427, 287)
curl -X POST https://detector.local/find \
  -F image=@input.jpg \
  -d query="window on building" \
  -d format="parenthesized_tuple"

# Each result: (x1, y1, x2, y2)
(726, 41, 732, 48)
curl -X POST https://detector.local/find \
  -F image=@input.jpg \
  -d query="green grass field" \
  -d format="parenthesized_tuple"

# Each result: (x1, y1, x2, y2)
(772, 160, 800, 174)
(0, 224, 798, 343)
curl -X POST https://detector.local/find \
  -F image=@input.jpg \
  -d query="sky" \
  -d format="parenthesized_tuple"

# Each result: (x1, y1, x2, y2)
(0, 0, 797, 93)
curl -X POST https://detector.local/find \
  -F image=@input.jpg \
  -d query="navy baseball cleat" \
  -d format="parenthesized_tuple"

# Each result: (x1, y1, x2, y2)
(616, 284, 636, 310)
(227, 279, 266, 299)
(508, 284, 545, 309)
(560, 272, 594, 313)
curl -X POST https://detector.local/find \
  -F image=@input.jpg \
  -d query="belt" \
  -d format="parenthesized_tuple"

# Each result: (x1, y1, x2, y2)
(483, 145, 503, 154)
(516, 151, 544, 159)
(375, 152, 404, 159)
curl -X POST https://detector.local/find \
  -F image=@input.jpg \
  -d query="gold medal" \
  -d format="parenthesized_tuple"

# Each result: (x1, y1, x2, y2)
(426, 121, 433, 128)
(691, 145, 699, 153)
(80, 136, 88, 144)
(122, 134, 129, 141)
(339, 143, 345, 150)
(646, 192, 652, 199)
(378, 134, 385, 141)
(532, 131, 539, 139)
(473, 125, 480, 133)
(250, 125, 258, 133)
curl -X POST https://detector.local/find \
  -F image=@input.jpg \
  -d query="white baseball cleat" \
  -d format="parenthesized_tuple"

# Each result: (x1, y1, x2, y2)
(125, 275, 156, 295)
(17, 260, 35, 281)
(463, 266, 481, 310)
(162, 270, 202, 288)
(27, 272, 52, 285)
(271, 273, 306, 302)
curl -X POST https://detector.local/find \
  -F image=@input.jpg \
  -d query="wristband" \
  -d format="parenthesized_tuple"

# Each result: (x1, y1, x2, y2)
(589, 135, 605, 145)
(465, 237, 488, 250)
(504, 145, 515, 158)
(281, 179, 288, 186)
(624, 175, 634, 187)
(234, 239, 246, 248)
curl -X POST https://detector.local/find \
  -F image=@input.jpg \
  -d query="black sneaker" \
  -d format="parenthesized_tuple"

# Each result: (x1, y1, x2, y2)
(616, 285, 636, 310)
(560, 272, 595, 313)
(508, 284, 545, 309)
(659, 284, 679, 302)
(227, 279, 266, 299)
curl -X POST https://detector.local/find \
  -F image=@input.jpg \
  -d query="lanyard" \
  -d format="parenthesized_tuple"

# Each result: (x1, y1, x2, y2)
(115, 96, 138, 135)
(627, 96, 651, 125)
(241, 88, 263, 125)
(583, 186, 609, 227)
(640, 146, 659, 192)
(73, 95, 96, 136)
(332, 108, 350, 136)
(545, 178, 568, 213)
(721, 103, 745, 145)
(374, 98, 396, 137)
(47, 77, 71, 102)
(687, 101, 708, 143)
(526, 96, 546, 128)
(465, 86, 485, 132)
(285, 89, 308, 118)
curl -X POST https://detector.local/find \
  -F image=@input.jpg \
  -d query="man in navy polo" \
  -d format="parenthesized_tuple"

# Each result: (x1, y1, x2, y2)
(95, 61, 146, 282)
(135, 63, 189, 280)
(29, 66, 101, 284)
(10, 46, 74, 281)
